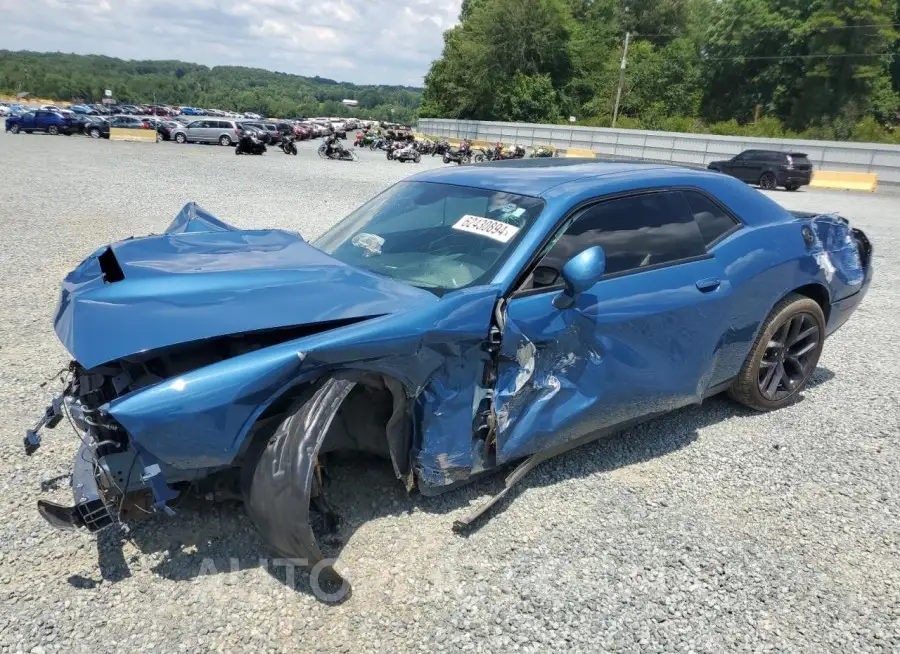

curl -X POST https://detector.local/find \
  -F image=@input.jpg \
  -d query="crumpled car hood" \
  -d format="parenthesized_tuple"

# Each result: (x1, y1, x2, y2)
(54, 203, 436, 369)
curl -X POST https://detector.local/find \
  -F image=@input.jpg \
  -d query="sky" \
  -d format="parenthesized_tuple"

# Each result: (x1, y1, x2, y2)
(0, 0, 463, 87)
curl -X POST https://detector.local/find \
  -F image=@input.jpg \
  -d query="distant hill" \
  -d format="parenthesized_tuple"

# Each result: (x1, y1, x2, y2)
(0, 50, 422, 121)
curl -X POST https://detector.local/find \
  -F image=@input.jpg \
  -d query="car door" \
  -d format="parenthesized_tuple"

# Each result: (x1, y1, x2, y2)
(491, 189, 734, 463)
(33, 110, 50, 131)
(722, 151, 749, 180)
(742, 151, 767, 182)
(193, 120, 213, 142)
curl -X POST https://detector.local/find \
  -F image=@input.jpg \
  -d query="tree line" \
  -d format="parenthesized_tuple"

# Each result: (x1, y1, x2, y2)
(422, 0, 900, 143)
(0, 51, 423, 123)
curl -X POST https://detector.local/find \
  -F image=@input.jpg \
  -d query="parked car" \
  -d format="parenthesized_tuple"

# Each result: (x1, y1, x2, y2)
(83, 115, 152, 139)
(307, 122, 328, 138)
(243, 112, 262, 120)
(5, 110, 74, 135)
(236, 123, 268, 142)
(257, 122, 281, 142)
(708, 150, 813, 191)
(180, 107, 203, 116)
(39, 104, 61, 112)
(72, 114, 104, 135)
(0, 105, 10, 116)
(171, 119, 241, 145)
(276, 121, 304, 139)
(26, 161, 872, 590)
(156, 120, 181, 141)
(67, 104, 94, 115)
(240, 121, 278, 144)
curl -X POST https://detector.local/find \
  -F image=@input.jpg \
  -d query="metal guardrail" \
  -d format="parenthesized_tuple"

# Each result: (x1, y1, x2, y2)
(418, 118, 900, 186)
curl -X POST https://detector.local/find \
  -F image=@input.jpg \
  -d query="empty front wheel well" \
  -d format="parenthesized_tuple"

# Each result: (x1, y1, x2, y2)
(240, 372, 413, 479)
(791, 283, 831, 322)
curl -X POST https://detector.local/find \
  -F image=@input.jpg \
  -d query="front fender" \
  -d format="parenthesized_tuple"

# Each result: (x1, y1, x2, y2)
(107, 285, 500, 470)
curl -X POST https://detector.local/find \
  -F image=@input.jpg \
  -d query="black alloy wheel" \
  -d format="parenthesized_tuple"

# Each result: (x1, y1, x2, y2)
(757, 312, 820, 401)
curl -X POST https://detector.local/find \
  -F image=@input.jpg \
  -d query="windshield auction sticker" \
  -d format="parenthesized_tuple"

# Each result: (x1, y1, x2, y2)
(452, 215, 520, 243)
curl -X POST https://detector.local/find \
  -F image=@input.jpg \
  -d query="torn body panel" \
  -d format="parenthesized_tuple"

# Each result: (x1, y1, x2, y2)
(493, 256, 733, 463)
(105, 285, 500, 475)
(806, 213, 866, 300)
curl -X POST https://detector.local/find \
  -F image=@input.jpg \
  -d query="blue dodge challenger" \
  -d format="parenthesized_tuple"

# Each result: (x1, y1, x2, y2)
(27, 159, 872, 585)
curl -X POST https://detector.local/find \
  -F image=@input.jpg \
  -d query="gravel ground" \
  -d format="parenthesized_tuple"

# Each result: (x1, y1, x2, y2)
(0, 132, 898, 654)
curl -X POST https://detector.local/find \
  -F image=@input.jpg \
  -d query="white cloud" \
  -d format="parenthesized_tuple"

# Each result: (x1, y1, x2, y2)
(0, 0, 462, 86)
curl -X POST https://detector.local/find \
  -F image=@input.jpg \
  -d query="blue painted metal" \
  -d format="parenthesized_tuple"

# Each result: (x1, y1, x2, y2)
(107, 283, 499, 472)
(555, 245, 607, 308)
(493, 254, 733, 463)
(43, 163, 872, 497)
(54, 209, 436, 369)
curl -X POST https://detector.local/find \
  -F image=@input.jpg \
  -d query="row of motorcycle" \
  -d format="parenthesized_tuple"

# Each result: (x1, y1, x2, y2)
(353, 133, 560, 165)
(238, 126, 560, 164)
(435, 140, 558, 165)
(235, 127, 358, 161)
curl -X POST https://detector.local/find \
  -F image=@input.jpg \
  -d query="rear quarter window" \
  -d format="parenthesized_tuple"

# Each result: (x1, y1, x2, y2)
(682, 190, 739, 246)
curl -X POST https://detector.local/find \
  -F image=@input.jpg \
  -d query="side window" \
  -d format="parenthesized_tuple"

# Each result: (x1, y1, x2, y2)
(526, 191, 707, 290)
(681, 191, 739, 246)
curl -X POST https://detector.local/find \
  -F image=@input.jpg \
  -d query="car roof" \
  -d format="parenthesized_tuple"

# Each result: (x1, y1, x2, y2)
(407, 159, 707, 197)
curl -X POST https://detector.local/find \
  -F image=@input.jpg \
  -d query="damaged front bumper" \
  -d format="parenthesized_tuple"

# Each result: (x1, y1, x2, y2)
(27, 385, 178, 533)
(37, 441, 115, 532)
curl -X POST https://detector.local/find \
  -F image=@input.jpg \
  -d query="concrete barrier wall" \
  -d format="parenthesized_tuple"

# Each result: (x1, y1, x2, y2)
(109, 127, 158, 142)
(418, 118, 900, 185)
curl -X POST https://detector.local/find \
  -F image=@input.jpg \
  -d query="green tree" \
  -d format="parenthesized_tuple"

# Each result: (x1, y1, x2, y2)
(501, 72, 559, 121)
(421, 0, 573, 120)
(0, 50, 423, 122)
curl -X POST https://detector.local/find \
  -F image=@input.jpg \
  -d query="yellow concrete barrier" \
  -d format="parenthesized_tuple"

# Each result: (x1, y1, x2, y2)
(565, 148, 596, 158)
(809, 170, 877, 192)
(110, 127, 158, 143)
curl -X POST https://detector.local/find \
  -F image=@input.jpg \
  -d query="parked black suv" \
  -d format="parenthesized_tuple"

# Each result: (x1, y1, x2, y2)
(708, 150, 813, 191)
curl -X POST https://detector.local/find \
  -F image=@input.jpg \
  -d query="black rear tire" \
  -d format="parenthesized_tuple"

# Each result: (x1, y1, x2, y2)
(729, 293, 826, 411)
(759, 172, 777, 190)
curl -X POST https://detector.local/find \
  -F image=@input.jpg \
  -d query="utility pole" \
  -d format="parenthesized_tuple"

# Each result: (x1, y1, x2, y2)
(612, 31, 630, 128)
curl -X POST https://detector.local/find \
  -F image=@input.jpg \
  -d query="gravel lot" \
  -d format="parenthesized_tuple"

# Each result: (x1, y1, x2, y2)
(0, 132, 898, 654)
